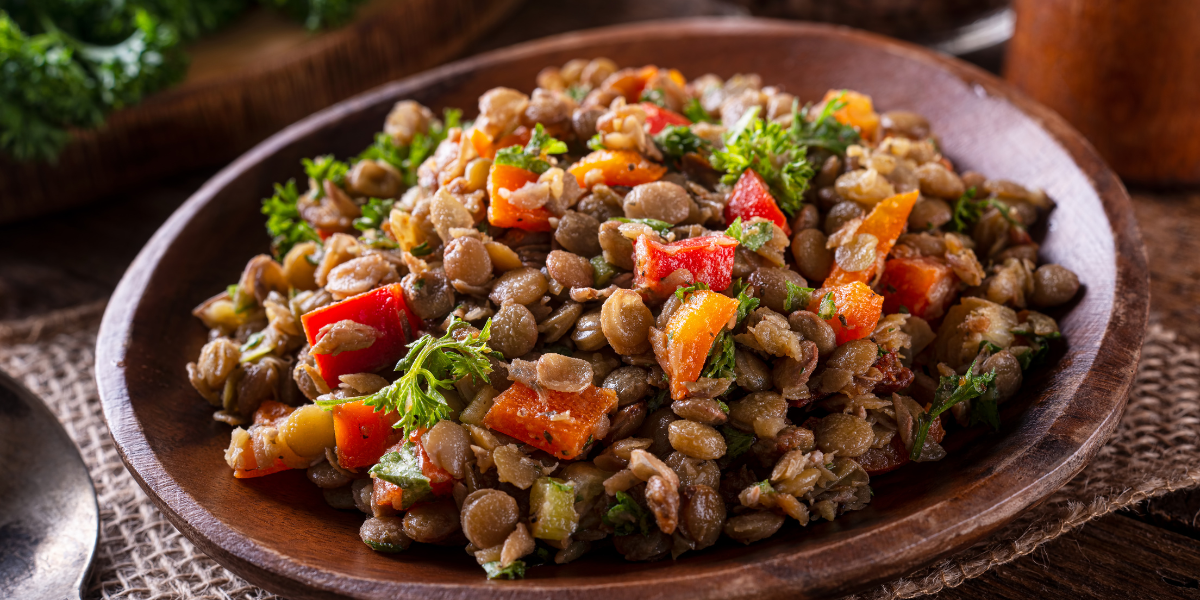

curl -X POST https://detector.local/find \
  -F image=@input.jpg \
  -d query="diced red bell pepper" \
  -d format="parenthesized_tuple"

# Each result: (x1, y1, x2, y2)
(332, 400, 403, 470)
(640, 102, 691, 135)
(807, 281, 885, 345)
(300, 283, 419, 385)
(567, 150, 666, 188)
(825, 190, 919, 286)
(634, 234, 737, 296)
(484, 381, 618, 459)
(879, 256, 959, 320)
(723, 169, 790, 236)
(487, 163, 552, 232)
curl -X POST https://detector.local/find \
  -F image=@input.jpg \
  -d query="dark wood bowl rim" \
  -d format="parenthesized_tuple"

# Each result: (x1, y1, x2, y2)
(96, 17, 1148, 600)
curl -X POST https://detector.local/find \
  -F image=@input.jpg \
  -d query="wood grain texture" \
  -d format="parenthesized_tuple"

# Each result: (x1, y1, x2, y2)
(93, 18, 1148, 600)
(935, 515, 1200, 599)
(0, 0, 523, 225)
(1005, 0, 1200, 186)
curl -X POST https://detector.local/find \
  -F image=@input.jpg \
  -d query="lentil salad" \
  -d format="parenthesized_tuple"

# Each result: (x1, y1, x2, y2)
(185, 57, 1080, 579)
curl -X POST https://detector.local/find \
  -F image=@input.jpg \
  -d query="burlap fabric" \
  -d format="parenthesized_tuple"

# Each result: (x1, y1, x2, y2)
(1, 303, 1196, 600)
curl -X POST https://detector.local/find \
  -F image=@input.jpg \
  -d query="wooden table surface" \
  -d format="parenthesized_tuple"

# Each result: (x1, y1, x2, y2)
(1, 1, 1198, 597)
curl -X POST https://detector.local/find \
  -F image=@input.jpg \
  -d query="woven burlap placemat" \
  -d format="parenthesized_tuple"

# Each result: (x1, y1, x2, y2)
(1, 302, 1196, 600)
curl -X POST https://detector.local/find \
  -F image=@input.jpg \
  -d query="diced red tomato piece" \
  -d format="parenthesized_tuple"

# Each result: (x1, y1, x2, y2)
(487, 163, 552, 231)
(332, 401, 402, 470)
(807, 281, 885, 345)
(634, 234, 738, 296)
(300, 283, 419, 385)
(723, 169, 791, 236)
(879, 256, 958, 320)
(484, 382, 618, 459)
(640, 102, 691, 135)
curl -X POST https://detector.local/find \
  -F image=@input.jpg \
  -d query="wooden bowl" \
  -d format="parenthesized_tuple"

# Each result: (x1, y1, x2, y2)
(96, 18, 1149, 600)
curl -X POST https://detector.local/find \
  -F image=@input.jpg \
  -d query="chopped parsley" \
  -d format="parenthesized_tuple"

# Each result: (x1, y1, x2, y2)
(724, 217, 774, 251)
(790, 92, 861, 155)
(565, 84, 589, 102)
(261, 179, 321, 259)
(587, 133, 606, 151)
(721, 425, 755, 459)
(911, 356, 997, 460)
(409, 242, 433, 257)
(353, 198, 394, 232)
(494, 123, 568, 174)
(369, 442, 432, 509)
(654, 124, 710, 161)
(674, 281, 711, 301)
(646, 388, 669, 413)
(817, 292, 836, 320)
(683, 98, 715, 124)
(316, 318, 499, 438)
(483, 560, 527, 580)
(603, 491, 651, 536)
(784, 281, 815, 313)
(1013, 329, 1063, 370)
(711, 106, 815, 217)
(701, 330, 736, 380)
(639, 88, 667, 108)
(590, 256, 617, 287)
(614, 217, 673, 236)
(303, 155, 350, 196)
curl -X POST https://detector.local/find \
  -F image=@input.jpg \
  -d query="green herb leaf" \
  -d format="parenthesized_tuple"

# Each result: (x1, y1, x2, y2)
(317, 318, 499, 438)
(721, 425, 755, 459)
(614, 217, 673, 236)
(717, 399, 730, 413)
(910, 356, 997, 460)
(603, 491, 652, 536)
(590, 255, 617, 287)
(682, 98, 715, 124)
(646, 388, 669, 413)
(724, 217, 775, 251)
(494, 123, 567, 174)
(639, 88, 666, 108)
(483, 560, 527, 580)
(565, 84, 589, 102)
(1012, 329, 1062, 370)
(674, 281, 711, 301)
(353, 198, 394, 232)
(701, 331, 736, 380)
(784, 281, 815, 313)
(711, 107, 814, 216)
(587, 133, 606, 151)
(654, 124, 710, 161)
(355, 132, 405, 173)
(755, 479, 775, 494)
(409, 242, 433, 257)
(789, 93, 861, 155)
(303, 155, 350, 197)
(368, 442, 432, 509)
(818, 292, 836, 320)
(262, 179, 321, 259)
(948, 187, 981, 232)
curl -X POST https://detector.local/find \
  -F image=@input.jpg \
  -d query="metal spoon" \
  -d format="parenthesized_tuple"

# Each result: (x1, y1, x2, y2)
(0, 370, 98, 600)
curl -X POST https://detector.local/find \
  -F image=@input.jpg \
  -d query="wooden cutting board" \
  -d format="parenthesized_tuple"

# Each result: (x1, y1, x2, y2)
(0, 0, 523, 224)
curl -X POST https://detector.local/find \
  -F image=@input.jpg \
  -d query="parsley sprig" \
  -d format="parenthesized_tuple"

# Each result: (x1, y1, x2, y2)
(262, 180, 320, 259)
(654, 124, 710, 162)
(724, 217, 774, 251)
(682, 98, 715, 124)
(910, 356, 997, 460)
(603, 491, 651, 536)
(356, 107, 460, 187)
(494, 123, 567, 174)
(353, 198, 394, 232)
(790, 93, 861, 155)
(711, 106, 814, 217)
(700, 279, 758, 380)
(316, 318, 500, 438)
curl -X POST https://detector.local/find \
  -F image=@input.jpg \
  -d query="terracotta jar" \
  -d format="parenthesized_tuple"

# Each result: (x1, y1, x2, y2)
(1006, 0, 1200, 186)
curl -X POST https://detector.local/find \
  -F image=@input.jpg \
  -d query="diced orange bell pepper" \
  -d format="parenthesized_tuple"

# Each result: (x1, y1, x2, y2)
(723, 169, 790, 236)
(301, 283, 421, 385)
(333, 401, 402, 470)
(487, 163, 552, 231)
(825, 190, 919, 286)
(470, 126, 531, 160)
(484, 381, 618, 459)
(821, 89, 880, 141)
(568, 150, 666, 188)
(641, 102, 691, 135)
(663, 290, 739, 400)
(807, 281, 885, 345)
(879, 256, 959, 320)
(634, 234, 738, 296)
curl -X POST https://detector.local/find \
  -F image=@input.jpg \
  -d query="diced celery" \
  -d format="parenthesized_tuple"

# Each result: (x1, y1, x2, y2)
(529, 477, 577, 541)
